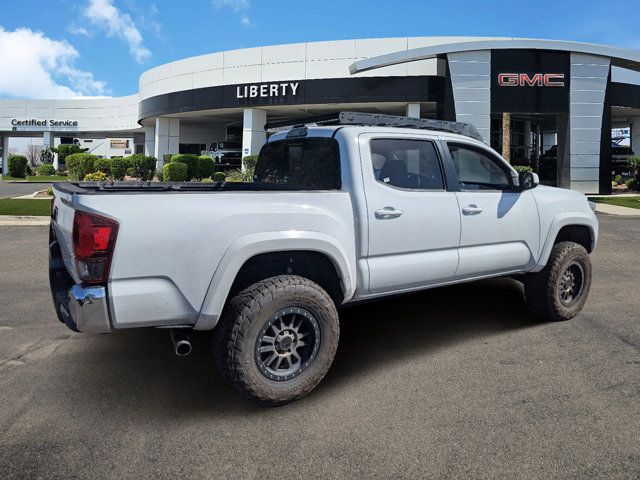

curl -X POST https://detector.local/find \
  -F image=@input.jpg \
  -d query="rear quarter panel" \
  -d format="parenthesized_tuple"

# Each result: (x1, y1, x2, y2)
(74, 191, 356, 329)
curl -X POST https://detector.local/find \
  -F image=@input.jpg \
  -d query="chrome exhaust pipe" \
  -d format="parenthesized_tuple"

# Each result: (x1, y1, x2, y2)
(170, 329, 192, 356)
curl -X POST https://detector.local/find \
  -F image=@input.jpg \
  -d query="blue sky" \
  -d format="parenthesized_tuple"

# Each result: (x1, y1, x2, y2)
(0, 0, 639, 98)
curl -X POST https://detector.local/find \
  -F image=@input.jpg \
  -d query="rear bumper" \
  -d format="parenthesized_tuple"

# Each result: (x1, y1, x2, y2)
(66, 285, 112, 333)
(49, 229, 112, 333)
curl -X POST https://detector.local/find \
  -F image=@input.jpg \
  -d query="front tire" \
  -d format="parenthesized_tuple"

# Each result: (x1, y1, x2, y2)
(212, 275, 339, 406)
(523, 241, 592, 321)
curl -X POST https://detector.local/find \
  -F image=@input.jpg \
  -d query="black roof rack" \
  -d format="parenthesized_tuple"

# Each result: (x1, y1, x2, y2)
(264, 111, 483, 141)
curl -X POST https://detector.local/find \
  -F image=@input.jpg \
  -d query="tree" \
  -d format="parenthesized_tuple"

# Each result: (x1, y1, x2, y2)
(53, 144, 88, 166)
(39, 147, 55, 164)
(26, 144, 42, 167)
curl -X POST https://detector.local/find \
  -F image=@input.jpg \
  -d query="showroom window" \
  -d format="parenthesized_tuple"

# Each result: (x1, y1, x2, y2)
(370, 138, 444, 190)
(448, 143, 512, 191)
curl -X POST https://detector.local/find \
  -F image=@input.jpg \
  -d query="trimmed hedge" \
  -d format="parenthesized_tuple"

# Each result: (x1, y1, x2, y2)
(8, 155, 28, 178)
(129, 154, 157, 181)
(38, 163, 56, 176)
(94, 158, 111, 175)
(110, 157, 129, 181)
(198, 156, 214, 179)
(162, 162, 188, 182)
(170, 154, 199, 180)
(66, 153, 98, 180)
(513, 165, 533, 174)
(212, 171, 226, 182)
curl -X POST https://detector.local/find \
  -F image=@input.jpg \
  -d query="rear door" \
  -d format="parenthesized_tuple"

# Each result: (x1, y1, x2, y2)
(445, 142, 540, 277)
(360, 133, 461, 294)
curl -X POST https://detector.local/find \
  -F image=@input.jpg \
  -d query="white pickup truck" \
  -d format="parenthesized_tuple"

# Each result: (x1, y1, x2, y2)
(49, 112, 598, 405)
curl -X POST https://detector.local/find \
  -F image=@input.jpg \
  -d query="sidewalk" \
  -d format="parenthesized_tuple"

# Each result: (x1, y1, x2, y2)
(594, 203, 640, 216)
(0, 216, 49, 226)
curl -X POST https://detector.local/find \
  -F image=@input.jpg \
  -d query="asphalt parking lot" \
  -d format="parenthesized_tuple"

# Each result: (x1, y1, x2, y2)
(0, 214, 638, 480)
(0, 181, 50, 199)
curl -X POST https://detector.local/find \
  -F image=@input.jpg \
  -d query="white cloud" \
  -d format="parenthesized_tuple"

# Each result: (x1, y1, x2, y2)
(68, 26, 90, 36)
(83, 0, 151, 63)
(212, 0, 250, 11)
(213, 0, 252, 27)
(0, 27, 108, 99)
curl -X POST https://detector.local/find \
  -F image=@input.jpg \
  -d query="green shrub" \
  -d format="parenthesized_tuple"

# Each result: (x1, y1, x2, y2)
(170, 154, 199, 180)
(163, 153, 174, 164)
(213, 171, 226, 182)
(84, 171, 108, 181)
(242, 155, 258, 171)
(126, 167, 135, 177)
(198, 156, 214, 179)
(94, 158, 111, 176)
(129, 154, 157, 180)
(200, 177, 214, 183)
(625, 178, 639, 191)
(66, 153, 97, 180)
(46, 186, 53, 196)
(162, 162, 188, 182)
(110, 157, 129, 181)
(613, 174, 623, 185)
(8, 155, 28, 178)
(38, 163, 56, 176)
(225, 169, 248, 182)
(513, 165, 533, 173)
(26, 165, 33, 176)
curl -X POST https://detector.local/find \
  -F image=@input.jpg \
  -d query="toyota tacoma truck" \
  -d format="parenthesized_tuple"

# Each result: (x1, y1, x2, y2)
(49, 112, 598, 405)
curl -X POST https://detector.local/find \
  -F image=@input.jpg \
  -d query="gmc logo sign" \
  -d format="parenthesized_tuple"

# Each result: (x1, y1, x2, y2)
(498, 73, 565, 87)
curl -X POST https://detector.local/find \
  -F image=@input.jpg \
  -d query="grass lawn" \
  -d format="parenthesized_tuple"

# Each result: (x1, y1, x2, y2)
(0, 199, 51, 216)
(0, 175, 68, 182)
(589, 196, 640, 210)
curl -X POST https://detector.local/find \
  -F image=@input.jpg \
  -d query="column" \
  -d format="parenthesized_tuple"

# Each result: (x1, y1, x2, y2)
(242, 108, 267, 167)
(447, 51, 491, 144)
(569, 53, 610, 194)
(144, 126, 155, 158)
(154, 118, 180, 167)
(406, 103, 421, 118)
(630, 117, 640, 156)
(1, 137, 9, 175)
(523, 120, 532, 161)
(43, 132, 56, 169)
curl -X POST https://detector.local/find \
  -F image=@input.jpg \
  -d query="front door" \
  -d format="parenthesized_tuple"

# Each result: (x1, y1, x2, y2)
(362, 134, 461, 294)
(446, 142, 540, 277)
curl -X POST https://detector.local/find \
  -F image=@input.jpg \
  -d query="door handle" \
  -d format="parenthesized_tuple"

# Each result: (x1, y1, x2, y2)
(375, 207, 404, 220)
(462, 204, 484, 215)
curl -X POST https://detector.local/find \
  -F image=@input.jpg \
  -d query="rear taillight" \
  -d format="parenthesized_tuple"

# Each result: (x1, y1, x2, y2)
(72, 211, 119, 284)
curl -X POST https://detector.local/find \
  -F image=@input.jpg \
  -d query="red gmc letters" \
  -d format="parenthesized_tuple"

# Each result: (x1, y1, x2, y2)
(498, 73, 565, 87)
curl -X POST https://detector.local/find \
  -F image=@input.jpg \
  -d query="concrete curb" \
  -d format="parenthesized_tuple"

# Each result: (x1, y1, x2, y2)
(594, 203, 640, 216)
(0, 216, 50, 226)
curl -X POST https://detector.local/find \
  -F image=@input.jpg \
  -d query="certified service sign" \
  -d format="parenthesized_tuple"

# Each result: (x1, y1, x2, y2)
(11, 119, 79, 127)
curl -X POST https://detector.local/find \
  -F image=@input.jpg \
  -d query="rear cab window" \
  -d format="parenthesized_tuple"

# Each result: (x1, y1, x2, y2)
(255, 138, 341, 189)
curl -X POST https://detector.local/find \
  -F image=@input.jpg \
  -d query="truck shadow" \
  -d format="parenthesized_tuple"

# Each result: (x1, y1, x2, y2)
(57, 278, 540, 416)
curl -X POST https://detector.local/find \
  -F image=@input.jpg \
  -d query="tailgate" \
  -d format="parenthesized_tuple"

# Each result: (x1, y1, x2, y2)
(50, 184, 78, 283)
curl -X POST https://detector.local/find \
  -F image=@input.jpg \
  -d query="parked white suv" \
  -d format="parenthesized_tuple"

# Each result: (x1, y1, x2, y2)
(49, 112, 598, 405)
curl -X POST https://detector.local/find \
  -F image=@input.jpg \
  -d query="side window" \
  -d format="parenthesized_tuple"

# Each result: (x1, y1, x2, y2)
(448, 144, 512, 191)
(370, 138, 444, 190)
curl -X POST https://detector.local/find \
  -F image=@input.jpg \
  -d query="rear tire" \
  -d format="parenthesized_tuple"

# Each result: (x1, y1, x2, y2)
(523, 241, 592, 321)
(212, 275, 339, 406)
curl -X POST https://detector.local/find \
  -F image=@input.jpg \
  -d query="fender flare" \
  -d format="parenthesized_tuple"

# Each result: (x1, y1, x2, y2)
(533, 213, 598, 272)
(194, 231, 355, 330)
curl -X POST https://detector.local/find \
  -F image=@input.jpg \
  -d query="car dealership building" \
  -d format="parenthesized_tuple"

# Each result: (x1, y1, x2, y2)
(2, 36, 640, 194)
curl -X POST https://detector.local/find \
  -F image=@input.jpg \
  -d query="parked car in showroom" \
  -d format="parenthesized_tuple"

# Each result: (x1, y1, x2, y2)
(201, 141, 242, 168)
(49, 112, 598, 405)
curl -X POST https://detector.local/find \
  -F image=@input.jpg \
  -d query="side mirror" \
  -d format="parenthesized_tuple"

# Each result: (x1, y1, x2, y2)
(519, 171, 539, 190)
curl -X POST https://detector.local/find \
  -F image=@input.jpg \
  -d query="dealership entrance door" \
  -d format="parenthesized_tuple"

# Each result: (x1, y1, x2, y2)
(490, 113, 569, 188)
